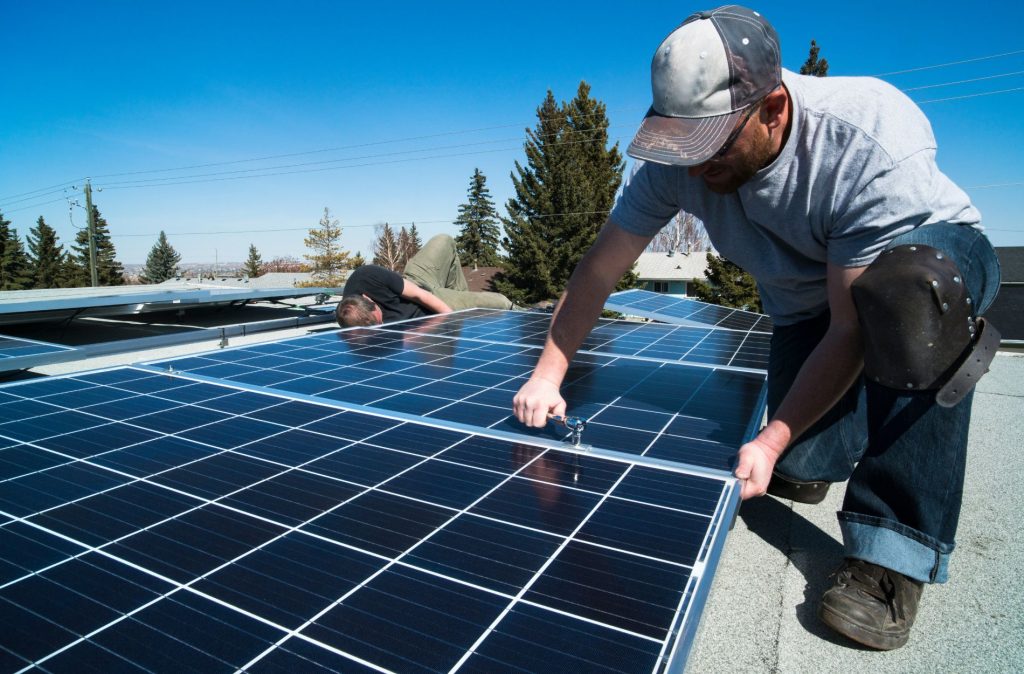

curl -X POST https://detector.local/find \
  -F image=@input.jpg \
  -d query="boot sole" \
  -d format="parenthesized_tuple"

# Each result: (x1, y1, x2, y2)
(818, 602, 909, 650)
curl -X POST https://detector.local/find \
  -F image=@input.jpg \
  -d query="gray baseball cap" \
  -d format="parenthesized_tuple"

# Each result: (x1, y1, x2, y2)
(628, 5, 782, 166)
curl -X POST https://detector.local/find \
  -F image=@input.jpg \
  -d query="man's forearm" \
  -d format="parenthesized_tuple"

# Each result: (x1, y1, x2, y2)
(532, 261, 619, 386)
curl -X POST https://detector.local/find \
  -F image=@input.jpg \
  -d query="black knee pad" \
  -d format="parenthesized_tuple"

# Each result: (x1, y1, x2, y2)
(851, 244, 999, 407)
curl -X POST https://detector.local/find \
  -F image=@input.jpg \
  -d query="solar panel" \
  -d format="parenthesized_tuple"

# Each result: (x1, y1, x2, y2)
(605, 289, 774, 334)
(0, 335, 76, 373)
(151, 327, 766, 473)
(0, 366, 739, 672)
(0, 284, 338, 326)
(376, 309, 769, 371)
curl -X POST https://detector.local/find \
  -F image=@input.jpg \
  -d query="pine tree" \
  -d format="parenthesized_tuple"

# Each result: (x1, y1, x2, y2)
(800, 40, 829, 77)
(497, 82, 627, 304)
(27, 216, 66, 288)
(243, 244, 262, 278)
(372, 222, 403, 271)
(71, 205, 125, 286)
(303, 207, 350, 285)
(350, 251, 366, 268)
(407, 223, 422, 258)
(690, 253, 763, 312)
(454, 169, 502, 268)
(0, 212, 32, 290)
(139, 231, 182, 284)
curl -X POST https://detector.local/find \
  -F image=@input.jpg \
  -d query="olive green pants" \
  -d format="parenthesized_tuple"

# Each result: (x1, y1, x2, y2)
(403, 235, 513, 311)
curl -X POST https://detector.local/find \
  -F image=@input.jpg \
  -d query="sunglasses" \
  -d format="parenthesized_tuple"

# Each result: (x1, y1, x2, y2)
(709, 102, 762, 161)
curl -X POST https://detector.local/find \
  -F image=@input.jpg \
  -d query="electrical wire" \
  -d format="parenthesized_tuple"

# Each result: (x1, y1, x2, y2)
(902, 70, 1024, 91)
(916, 86, 1024, 104)
(872, 48, 1024, 77)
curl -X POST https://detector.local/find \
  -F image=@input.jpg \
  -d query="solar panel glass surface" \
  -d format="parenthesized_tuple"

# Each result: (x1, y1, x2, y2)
(376, 309, 769, 371)
(0, 335, 74, 372)
(605, 289, 774, 334)
(153, 327, 765, 473)
(0, 367, 737, 673)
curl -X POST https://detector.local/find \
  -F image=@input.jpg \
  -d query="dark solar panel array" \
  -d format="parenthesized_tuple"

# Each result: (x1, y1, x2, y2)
(605, 289, 774, 334)
(0, 367, 738, 672)
(154, 327, 765, 473)
(0, 336, 74, 372)
(376, 309, 769, 371)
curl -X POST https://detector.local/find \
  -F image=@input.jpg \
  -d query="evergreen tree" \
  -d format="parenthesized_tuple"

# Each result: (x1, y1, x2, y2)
(303, 207, 350, 285)
(800, 40, 829, 77)
(243, 244, 263, 278)
(497, 82, 628, 304)
(139, 231, 182, 284)
(690, 253, 763, 312)
(0, 212, 32, 290)
(407, 222, 422, 259)
(350, 251, 366, 268)
(27, 216, 66, 289)
(454, 169, 502, 267)
(372, 222, 403, 271)
(71, 205, 125, 286)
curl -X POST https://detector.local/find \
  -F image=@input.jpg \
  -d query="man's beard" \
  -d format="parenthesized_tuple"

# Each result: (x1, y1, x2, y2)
(703, 130, 776, 194)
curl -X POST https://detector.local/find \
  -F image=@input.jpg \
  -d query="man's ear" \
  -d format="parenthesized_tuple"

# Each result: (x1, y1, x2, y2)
(761, 87, 788, 131)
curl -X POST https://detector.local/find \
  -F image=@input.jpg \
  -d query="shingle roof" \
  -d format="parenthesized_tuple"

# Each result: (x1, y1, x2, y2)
(634, 251, 710, 281)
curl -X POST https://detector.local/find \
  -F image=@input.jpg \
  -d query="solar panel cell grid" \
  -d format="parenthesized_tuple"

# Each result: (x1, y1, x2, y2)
(151, 328, 765, 472)
(605, 288, 775, 334)
(0, 368, 737, 672)
(378, 308, 769, 370)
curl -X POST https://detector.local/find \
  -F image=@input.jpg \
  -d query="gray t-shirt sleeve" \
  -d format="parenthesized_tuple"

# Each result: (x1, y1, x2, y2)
(610, 161, 681, 235)
(827, 149, 954, 268)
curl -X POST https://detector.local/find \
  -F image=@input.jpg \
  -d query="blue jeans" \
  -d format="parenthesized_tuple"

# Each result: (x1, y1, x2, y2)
(769, 223, 1000, 583)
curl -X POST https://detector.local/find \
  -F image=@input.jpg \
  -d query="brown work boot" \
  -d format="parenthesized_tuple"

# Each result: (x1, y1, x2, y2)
(819, 558, 924, 650)
(766, 470, 830, 504)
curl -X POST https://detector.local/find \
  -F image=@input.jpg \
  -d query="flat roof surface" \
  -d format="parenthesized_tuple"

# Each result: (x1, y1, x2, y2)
(689, 352, 1024, 672)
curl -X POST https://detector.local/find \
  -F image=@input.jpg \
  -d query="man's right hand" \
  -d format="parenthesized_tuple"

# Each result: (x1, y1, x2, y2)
(513, 376, 566, 427)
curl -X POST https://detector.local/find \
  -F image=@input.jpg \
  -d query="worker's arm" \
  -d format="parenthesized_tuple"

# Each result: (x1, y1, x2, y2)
(734, 263, 868, 499)
(401, 279, 453, 315)
(513, 220, 653, 427)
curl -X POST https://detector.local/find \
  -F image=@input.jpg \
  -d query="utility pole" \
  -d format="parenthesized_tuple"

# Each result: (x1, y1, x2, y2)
(83, 179, 99, 287)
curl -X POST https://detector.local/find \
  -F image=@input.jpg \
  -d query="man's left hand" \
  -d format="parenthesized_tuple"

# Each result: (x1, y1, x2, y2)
(734, 436, 782, 500)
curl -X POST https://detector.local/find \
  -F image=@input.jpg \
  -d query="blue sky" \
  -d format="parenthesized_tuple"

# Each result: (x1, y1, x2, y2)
(2, 1, 1022, 265)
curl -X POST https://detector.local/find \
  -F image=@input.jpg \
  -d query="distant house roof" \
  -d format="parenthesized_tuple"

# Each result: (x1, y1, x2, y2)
(634, 251, 710, 281)
(462, 266, 502, 293)
(995, 247, 1024, 283)
(163, 272, 341, 289)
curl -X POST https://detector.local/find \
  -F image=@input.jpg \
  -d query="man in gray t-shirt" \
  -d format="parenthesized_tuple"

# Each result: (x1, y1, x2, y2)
(512, 5, 1000, 651)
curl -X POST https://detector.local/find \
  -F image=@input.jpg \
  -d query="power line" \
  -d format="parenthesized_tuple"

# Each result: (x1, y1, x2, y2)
(917, 86, 1024, 103)
(5, 50, 1024, 207)
(96, 127, 628, 189)
(902, 70, 1024, 92)
(873, 48, 1024, 77)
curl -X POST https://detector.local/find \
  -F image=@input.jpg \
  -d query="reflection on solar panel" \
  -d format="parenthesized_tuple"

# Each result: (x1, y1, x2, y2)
(605, 289, 774, 334)
(0, 335, 75, 372)
(153, 327, 766, 472)
(377, 309, 769, 371)
(0, 366, 738, 672)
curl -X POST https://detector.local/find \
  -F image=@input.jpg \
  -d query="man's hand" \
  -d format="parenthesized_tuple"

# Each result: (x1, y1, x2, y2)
(513, 376, 566, 428)
(734, 430, 785, 500)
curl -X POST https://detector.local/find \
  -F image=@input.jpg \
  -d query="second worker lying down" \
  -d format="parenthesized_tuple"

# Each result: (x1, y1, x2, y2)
(335, 234, 514, 327)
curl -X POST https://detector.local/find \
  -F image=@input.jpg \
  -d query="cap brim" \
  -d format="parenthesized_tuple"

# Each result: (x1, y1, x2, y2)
(627, 107, 742, 166)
